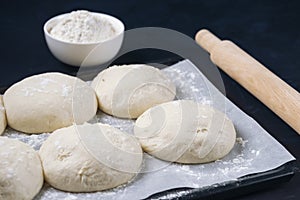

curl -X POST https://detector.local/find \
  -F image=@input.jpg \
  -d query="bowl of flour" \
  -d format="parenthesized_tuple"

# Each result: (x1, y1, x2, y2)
(44, 10, 124, 67)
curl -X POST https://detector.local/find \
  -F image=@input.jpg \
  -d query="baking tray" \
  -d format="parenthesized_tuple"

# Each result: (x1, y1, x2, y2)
(0, 56, 298, 200)
(132, 57, 296, 200)
(146, 160, 297, 200)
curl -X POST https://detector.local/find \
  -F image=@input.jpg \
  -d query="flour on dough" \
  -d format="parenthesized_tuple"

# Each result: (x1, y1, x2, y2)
(39, 123, 143, 192)
(91, 64, 176, 119)
(134, 100, 236, 164)
(3, 72, 97, 134)
(0, 137, 43, 200)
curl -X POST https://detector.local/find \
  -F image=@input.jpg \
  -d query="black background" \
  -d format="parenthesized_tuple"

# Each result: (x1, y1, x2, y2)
(0, 0, 299, 199)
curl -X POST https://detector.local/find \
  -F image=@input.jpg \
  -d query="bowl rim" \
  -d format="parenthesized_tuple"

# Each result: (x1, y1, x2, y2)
(43, 11, 125, 46)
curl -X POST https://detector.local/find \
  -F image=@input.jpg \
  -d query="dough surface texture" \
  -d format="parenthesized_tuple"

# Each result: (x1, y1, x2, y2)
(39, 123, 143, 192)
(0, 137, 43, 200)
(134, 100, 236, 164)
(0, 95, 6, 135)
(3, 72, 97, 134)
(91, 64, 176, 119)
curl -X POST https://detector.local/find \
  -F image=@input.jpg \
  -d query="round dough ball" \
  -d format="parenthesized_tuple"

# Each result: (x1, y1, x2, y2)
(0, 95, 7, 135)
(91, 64, 176, 119)
(3, 72, 97, 134)
(134, 100, 236, 164)
(0, 137, 44, 200)
(39, 123, 143, 192)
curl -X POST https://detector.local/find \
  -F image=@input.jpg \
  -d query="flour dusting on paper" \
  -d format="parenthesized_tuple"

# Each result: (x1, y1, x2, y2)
(3, 59, 295, 200)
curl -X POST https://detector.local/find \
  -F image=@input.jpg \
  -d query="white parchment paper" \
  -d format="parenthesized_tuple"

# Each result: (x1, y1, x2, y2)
(3, 59, 295, 200)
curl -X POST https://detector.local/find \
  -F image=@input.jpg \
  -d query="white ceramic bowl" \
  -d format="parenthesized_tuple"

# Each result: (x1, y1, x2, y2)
(44, 12, 124, 67)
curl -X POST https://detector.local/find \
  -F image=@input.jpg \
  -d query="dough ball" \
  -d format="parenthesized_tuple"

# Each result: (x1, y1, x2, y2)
(0, 95, 7, 135)
(91, 64, 176, 119)
(39, 123, 143, 192)
(134, 100, 236, 164)
(0, 137, 44, 200)
(3, 73, 97, 134)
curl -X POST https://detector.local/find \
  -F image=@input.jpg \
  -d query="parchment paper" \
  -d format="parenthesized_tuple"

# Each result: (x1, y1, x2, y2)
(3, 59, 295, 200)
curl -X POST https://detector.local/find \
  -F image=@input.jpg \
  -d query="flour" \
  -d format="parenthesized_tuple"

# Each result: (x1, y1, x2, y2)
(49, 10, 116, 43)
(236, 137, 248, 147)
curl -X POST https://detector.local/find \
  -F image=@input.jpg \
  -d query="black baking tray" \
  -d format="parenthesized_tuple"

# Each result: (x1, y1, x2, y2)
(146, 160, 297, 200)
(0, 56, 298, 199)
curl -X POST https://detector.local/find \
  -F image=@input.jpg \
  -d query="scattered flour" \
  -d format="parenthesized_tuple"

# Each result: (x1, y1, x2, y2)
(1, 63, 269, 199)
(236, 137, 248, 147)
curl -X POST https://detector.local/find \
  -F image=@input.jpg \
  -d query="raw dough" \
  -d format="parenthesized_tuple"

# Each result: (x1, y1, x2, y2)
(3, 72, 97, 134)
(0, 137, 43, 200)
(39, 123, 143, 192)
(0, 95, 6, 135)
(91, 64, 176, 119)
(134, 100, 236, 164)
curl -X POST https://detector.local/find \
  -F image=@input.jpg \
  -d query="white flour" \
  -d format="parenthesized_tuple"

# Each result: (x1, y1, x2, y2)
(49, 10, 116, 43)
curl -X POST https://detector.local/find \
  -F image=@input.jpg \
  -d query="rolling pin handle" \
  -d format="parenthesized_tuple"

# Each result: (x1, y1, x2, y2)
(195, 29, 221, 53)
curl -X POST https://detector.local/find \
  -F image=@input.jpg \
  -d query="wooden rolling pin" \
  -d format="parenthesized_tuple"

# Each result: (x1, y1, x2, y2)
(195, 29, 300, 135)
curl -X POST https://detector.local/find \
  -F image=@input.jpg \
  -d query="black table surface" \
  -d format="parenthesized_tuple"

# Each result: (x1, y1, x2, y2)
(1, 0, 299, 199)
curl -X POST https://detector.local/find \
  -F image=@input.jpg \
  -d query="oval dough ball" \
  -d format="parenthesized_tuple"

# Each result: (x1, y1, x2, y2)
(39, 123, 143, 192)
(91, 64, 176, 119)
(3, 72, 97, 134)
(0, 95, 7, 135)
(0, 137, 44, 200)
(134, 100, 236, 164)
